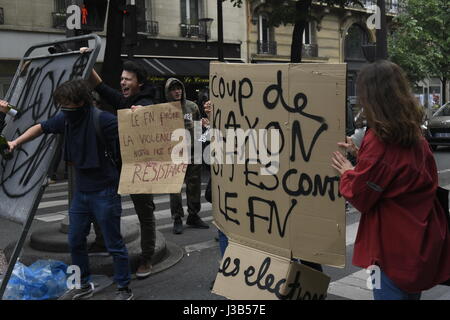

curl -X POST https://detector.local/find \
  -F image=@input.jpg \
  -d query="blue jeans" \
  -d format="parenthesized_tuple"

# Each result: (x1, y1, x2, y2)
(69, 186, 131, 288)
(373, 270, 421, 300)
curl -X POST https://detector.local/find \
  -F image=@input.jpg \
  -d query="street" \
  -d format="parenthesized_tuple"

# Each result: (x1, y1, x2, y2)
(433, 147, 450, 175)
(1, 148, 450, 300)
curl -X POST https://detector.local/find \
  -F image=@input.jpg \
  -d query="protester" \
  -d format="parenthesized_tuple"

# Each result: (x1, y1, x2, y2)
(201, 100, 227, 256)
(197, 88, 210, 119)
(1, 80, 133, 300)
(84, 54, 156, 279)
(165, 78, 209, 234)
(331, 60, 450, 300)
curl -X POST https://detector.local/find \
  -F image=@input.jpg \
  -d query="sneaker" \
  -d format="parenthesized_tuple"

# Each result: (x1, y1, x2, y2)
(115, 287, 134, 300)
(136, 259, 152, 279)
(186, 214, 209, 229)
(58, 282, 94, 300)
(173, 218, 183, 234)
(88, 242, 110, 256)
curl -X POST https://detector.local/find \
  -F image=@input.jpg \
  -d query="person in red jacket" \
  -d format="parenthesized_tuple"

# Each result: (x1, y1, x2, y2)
(331, 60, 450, 300)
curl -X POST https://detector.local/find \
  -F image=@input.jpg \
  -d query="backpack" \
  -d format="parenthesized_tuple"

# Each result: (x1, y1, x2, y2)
(92, 107, 122, 171)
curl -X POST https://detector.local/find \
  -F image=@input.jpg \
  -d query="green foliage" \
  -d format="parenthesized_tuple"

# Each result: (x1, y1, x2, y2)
(389, 0, 449, 85)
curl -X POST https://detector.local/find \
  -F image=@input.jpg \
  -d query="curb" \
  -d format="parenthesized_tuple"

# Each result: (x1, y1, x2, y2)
(438, 170, 450, 188)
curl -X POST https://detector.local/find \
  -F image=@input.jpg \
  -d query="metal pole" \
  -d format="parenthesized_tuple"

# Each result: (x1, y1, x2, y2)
(217, 0, 224, 62)
(376, 0, 388, 60)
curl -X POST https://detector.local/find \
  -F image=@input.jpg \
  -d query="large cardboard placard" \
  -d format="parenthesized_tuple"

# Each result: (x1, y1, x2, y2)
(210, 63, 346, 299)
(213, 242, 331, 300)
(117, 102, 188, 194)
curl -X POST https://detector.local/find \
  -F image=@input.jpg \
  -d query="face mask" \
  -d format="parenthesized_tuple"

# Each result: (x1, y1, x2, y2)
(61, 107, 86, 124)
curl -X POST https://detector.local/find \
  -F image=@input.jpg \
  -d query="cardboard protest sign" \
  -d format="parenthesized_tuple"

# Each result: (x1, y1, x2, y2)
(210, 63, 346, 299)
(117, 102, 188, 194)
(213, 242, 330, 300)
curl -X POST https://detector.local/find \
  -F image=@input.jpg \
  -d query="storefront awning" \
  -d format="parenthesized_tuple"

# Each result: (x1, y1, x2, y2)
(135, 57, 243, 77)
(140, 58, 210, 77)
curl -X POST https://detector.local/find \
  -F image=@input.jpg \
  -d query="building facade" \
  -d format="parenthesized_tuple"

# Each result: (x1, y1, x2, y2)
(0, 0, 66, 97)
(246, 0, 400, 107)
(130, 0, 247, 101)
(0, 0, 247, 101)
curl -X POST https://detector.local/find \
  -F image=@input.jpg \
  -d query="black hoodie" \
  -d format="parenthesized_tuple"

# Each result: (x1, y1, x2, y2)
(95, 82, 155, 110)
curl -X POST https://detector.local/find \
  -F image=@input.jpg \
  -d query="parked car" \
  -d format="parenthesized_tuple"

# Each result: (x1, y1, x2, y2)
(424, 102, 450, 151)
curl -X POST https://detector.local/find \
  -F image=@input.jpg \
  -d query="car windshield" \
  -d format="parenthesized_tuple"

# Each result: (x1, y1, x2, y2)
(433, 103, 450, 117)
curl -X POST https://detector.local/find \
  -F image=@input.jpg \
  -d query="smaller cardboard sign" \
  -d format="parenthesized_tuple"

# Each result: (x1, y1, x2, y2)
(117, 102, 188, 194)
(212, 241, 330, 300)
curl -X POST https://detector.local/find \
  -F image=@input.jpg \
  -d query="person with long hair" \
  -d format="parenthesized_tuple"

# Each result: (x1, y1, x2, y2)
(3, 80, 133, 300)
(331, 60, 450, 300)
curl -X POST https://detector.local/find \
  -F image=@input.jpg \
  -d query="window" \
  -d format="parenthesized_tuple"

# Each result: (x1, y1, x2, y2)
(180, 0, 203, 37)
(257, 14, 276, 54)
(54, 0, 67, 13)
(344, 24, 369, 61)
(386, 0, 399, 13)
(303, 22, 312, 45)
(181, 0, 203, 25)
(258, 14, 271, 45)
(136, 0, 147, 32)
(0, 7, 4, 25)
(53, 0, 68, 29)
(145, 0, 153, 21)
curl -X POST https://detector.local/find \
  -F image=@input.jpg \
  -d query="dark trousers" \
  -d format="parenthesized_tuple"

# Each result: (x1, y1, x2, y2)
(70, 186, 130, 288)
(94, 193, 156, 262)
(170, 164, 202, 219)
(130, 193, 156, 261)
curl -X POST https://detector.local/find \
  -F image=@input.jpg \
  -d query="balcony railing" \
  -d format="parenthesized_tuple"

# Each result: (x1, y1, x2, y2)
(302, 44, 319, 58)
(315, 0, 400, 14)
(257, 41, 277, 55)
(144, 20, 159, 36)
(180, 23, 200, 38)
(352, 0, 399, 14)
(52, 12, 67, 29)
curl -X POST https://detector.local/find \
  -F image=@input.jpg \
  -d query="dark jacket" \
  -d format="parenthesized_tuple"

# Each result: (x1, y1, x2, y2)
(41, 106, 119, 192)
(95, 82, 155, 110)
(0, 113, 5, 133)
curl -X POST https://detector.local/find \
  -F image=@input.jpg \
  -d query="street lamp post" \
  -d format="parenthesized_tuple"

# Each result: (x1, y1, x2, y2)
(217, 0, 224, 62)
(376, 0, 388, 60)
